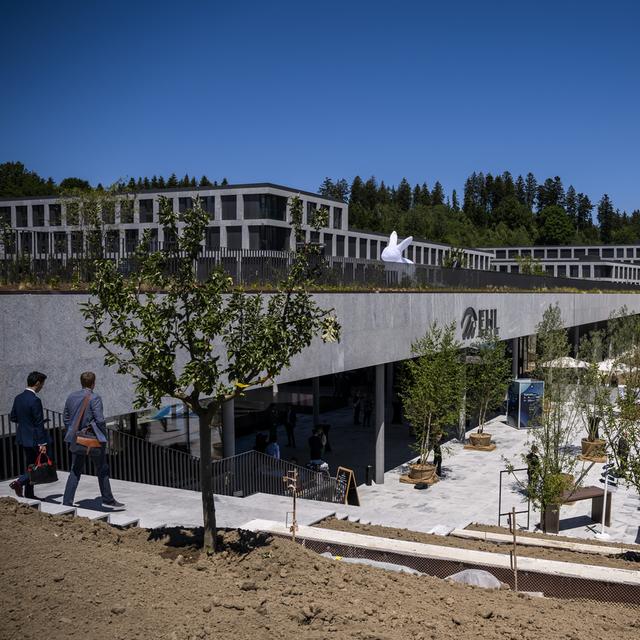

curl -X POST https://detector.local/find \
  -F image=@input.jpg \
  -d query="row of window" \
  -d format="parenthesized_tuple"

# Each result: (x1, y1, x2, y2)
(3, 227, 487, 268)
(494, 246, 640, 260)
(497, 263, 640, 282)
(0, 195, 345, 229)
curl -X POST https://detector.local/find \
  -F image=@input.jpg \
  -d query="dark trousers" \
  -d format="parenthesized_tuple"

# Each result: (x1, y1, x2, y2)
(285, 424, 296, 447)
(63, 446, 114, 505)
(18, 446, 39, 497)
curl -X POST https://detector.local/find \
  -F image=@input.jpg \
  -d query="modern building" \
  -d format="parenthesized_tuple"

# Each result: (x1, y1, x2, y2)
(0, 183, 493, 269)
(483, 244, 640, 285)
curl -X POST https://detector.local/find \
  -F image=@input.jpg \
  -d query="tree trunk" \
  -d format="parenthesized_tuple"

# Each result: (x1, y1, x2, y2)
(198, 412, 217, 553)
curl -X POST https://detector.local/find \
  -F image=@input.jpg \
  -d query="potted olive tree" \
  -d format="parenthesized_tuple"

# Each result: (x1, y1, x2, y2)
(401, 322, 465, 482)
(466, 330, 511, 448)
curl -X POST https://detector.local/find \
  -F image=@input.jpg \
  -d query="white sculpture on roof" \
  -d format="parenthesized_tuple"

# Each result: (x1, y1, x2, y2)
(381, 231, 414, 264)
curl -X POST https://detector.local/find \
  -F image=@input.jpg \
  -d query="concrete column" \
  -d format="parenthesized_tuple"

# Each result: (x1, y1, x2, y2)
(375, 364, 385, 484)
(385, 362, 394, 426)
(511, 337, 519, 378)
(312, 377, 320, 426)
(222, 398, 235, 458)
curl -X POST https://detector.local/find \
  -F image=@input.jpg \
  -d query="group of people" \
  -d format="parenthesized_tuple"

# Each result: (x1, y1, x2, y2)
(352, 393, 374, 428)
(9, 371, 124, 508)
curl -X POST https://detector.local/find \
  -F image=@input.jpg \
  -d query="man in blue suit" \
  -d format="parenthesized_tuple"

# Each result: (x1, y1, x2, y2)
(62, 371, 124, 508)
(9, 371, 48, 499)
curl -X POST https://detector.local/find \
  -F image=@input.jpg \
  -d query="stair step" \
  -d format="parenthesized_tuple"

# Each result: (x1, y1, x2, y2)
(40, 502, 76, 516)
(334, 512, 349, 520)
(75, 508, 110, 521)
(13, 496, 41, 509)
(108, 513, 140, 528)
(347, 515, 360, 523)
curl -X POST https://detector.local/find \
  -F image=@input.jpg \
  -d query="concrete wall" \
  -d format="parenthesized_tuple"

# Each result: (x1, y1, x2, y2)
(1, 292, 639, 415)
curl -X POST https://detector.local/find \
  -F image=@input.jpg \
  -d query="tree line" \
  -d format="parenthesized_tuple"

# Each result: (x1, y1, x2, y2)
(1, 161, 638, 246)
(319, 173, 640, 246)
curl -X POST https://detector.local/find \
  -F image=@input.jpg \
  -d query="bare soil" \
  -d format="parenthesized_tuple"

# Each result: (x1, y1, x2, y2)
(1, 498, 640, 640)
(315, 517, 640, 569)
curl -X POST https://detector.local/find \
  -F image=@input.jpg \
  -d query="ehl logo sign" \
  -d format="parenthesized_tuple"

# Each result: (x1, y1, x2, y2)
(461, 307, 499, 340)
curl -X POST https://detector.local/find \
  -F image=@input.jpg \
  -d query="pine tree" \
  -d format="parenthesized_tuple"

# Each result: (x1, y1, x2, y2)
(158, 176, 166, 188)
(180, 174, 190, 187)
(395, 177, 412, 211)
(151, 175, 159, 188)
(524, 172, 537, 210)
(199, 175, 213, 187)
(143, 177, 150, 190)
(597, 194, 615, 243)
(451, 189, 460, 212)
(363, 177, 378, 210)
(221, 178, 229, 186)
(565, 186, 578, 226)
(420, 182, 431, 206)
(577, 193, 592, 229)
(190, 176, 197, 187)
(431, 181, 445, 206)
(377, 181, 390, 205)
(515, 175, 526, 205)
(537, 177, 565, 211)
(350, 176, 365, 206)
(412, 184, 422, 208)
(166, 173, 178, 188)
(136, 177, 143, 190)
(127, 177, 136, 191)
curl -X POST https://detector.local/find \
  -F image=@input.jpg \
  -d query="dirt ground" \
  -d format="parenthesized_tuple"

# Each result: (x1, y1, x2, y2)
(1, 498, 640, 640)
(316, 517, 640, 569)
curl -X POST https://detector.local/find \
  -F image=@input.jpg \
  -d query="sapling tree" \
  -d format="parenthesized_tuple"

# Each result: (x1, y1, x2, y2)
(401, 322, 465, 466)
(467, 330, 511, 434)
(82, 194, 340, 552)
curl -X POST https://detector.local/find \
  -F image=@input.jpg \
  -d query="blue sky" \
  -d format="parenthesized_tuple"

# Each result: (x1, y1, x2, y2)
(1, 1, 638, 212)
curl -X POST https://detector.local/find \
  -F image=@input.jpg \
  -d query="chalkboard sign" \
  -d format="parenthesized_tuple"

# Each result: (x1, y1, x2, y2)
(335, 466, 360, 506)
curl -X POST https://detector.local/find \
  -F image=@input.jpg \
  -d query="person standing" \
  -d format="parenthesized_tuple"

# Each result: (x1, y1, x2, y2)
(62, 372, 124, 508)
(353, 393, 362, 425)
(9, 371, 49, 499)
(285, 404, 297, 447)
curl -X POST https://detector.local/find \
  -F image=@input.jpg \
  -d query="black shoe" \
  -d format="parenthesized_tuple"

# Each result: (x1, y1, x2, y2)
(599, 477, 618, 487)
(102, 499, 125, 507)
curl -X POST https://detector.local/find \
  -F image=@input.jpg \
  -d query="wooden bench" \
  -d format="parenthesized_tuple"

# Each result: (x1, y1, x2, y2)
(544, 485, 612, 534)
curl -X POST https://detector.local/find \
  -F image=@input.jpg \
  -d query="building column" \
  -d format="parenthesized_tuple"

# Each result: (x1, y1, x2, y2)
(375, 364, 385, 484)
(312, 377, 320, 426)
(222, 399, 235, 458)
(511, 338, 519, 378)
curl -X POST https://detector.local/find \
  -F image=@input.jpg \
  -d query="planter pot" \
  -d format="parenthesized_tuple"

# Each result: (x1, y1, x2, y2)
(469, 432, 492, 447)
(408, 463, 437, 482)
(540, 505, 560, 534)
(581, 438, 606, 458)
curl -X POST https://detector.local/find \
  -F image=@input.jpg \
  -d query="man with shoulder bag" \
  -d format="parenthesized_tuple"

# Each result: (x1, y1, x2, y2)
(62, 372, 124, 508)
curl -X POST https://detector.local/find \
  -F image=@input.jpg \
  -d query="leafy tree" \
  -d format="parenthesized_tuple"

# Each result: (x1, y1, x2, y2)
(537, 205, 574, 245)
(0, 161, 57, 197)
(515, 254, 545, 275)
(466, 331, 511, 434)
(81, 195, 340, 552)
(60, 177, 91, 191)
(401, 323, 464, 467)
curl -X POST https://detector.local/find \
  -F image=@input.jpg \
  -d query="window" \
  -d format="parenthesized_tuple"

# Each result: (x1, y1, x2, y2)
(178, 197, 193, 213)
(125, 229, 138, 252)
(333, 207, 342, 229)
(348, 237, 356, 257)
(163, 227, 177, 246)
(36, 232, 48, 254)
(248, 225, 290, 250)
(557, 265, 566, 277)
(588, 248, 599, 257)
(323, 232, 333, 253)
(520, 249, 531, 257)
(120, 199, 134, 223)
(66, 202, 80, 225)
(616, 248, 624, 258)
(0, 206, 10, 225)
(201, 196, 215, 219)
(359, 238, 367, 259)
(20, 231, 33, 253)
(545, 265, 554, 274)
(70, 231, 84, 254)
(560, 248, 571, 258)
(499, 265, 508, 273)
(139, 198, 154, 223)
(627, 248, 633, 258)
(495, 250, 506, 259)
(32, 205, 45, 226)
(226, 226, 242, 250)
(534, 249, 544, 258)
(49, 204, 62, 226)
(602, 248, 614, 258)
(336, 235, 345, 256)
(570, 265, 579, 278)
(310, 231, 320, 244)
(243, 194, 287, 220)
(306, 201, 317, 224)
(370, 240, 378, 259)
(508, 249, 518, 259)
(16, 206, 28, 227)
(430, 248, 437, 264)
(511, 265, 519, 274)
(582, 265, 591, 278)
(105, 231, 120, 253)
(101, 201, 115, 224)
(407, 246, 414, 262)
(547, 249, 558, 258)
(53, 232, 67, 253)
(221, 195, 237, 220)
(205, 227, 220, 250)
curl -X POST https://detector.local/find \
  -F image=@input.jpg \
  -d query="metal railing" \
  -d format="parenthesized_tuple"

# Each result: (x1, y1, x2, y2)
(1, 245, 637, 291)
(0, 410, 200, 491)
(1, 411, 338, 502)
(211, 450, 337, 501)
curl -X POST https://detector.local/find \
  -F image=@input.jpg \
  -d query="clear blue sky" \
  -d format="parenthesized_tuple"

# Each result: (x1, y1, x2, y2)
(1, 1, 638, 212)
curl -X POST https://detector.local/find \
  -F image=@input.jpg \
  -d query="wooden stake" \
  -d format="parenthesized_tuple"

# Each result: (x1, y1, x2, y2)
(509, 506, 518, 593)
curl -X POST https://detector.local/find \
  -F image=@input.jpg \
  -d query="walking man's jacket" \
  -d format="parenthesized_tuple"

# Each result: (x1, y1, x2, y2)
(63, 389, 108, 444)
(10, 389, 47, 447)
